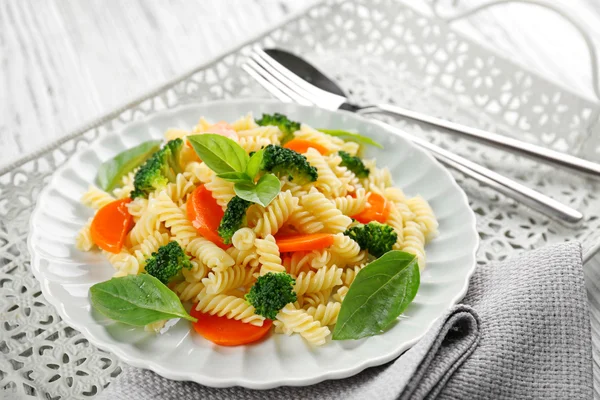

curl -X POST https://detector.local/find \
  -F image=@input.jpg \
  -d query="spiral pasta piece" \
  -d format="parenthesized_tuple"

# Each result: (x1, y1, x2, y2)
(386, 204, 404, 248)
(231, 113, 259, 131)
(255, 235, 286, 275)
(182, 259, 209, 283)
(406, 196, 438, 242)
(341, 263, 368, 287)
(174, 280, 205, 302)
(128, 210, 161, 247)
(231, 227, 256, 251)
(238, 136, 271, 153)
(305, 302, 341, 326)
(294, 265, 342, 296)
(333, 188, 367, 216)
(113, 172, 136, 199)
(107, 250, 140, 277)
(186, 237, 235, 271)
(195, 288, 264, 326)
(300, 188, 352, 233)
(126, 197, 150, 223)
(202, 264, 257, 294)
(81, 186, 115, 209)
(329, 233, 363, 266)
(280, 177, 310, 198)
(205, 175, 235, 210)
(164, 173, 195, 204)
(332, 286, 349, 303)
(361, 160, 392, 194)
(226, 247, 260, 268)
(400, 221, 426, 271)
(165, 128, 189, 141)
(287, 205, 325, 234)
(295, 124, 342, 153)
(150, 191, 198, 245)
(130, 231, 170, 267)
(75, 218, 95, 251)
(304, 148, 343, 196)
(185, 161, 214, 184)
(299, 289, 332, 308)
(192, 117, 213, 133)
(283, 250, 331, 277)
(236, 126, 280, 143)
(253, 191, 298, 238)
(275, 304, 330, 345)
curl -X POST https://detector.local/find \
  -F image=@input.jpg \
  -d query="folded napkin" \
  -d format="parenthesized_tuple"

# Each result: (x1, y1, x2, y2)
(99, 242, 592, 400)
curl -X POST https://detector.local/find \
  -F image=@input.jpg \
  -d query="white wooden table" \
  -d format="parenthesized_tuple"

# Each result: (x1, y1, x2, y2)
(1, 0, 599, 397)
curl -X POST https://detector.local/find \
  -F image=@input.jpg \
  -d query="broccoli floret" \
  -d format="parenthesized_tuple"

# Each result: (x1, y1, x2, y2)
(144, 241, 192, 285)
(338, 151, 370, 178)
(245, 272, 297, 320)
(255, 113, 300, 144)
(218, 196, 251, 244)
(130, 139, 184, 199)
(261, 144, 318, 184)
(344, 221, 397, 258)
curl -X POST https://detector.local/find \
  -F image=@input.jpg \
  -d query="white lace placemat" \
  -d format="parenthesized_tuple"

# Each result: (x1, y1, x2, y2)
(1, 0, 599, 398)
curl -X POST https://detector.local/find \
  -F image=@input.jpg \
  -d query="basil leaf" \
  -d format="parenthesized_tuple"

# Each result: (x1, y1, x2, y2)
(234, 174, 280, 207)
(217, 172, 252, 183)
(188, 134, 249, 174)
(246, 149, 264, 180)
(90, 274, 197, 326)
(332, 251, 420, 340)
(319, 129, 383, 148)
(96, 140, 162, 191)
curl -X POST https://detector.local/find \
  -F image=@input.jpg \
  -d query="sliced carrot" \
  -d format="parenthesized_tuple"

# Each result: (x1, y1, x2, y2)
(275, 233, 335, 253)
(90, 198, 133, 254)
(283, 139, 329, 155)
(352, 192, 391, 223)
(190, 306, 273, 346)
(186, 185, 228, 249)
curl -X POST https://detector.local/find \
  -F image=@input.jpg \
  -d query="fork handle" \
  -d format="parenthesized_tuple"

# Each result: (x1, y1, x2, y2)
(359, 103, 600, 178)
(370, 120, 584, 224)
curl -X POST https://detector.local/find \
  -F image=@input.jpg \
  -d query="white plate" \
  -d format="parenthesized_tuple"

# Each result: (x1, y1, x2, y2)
(28, 99, 478, 389)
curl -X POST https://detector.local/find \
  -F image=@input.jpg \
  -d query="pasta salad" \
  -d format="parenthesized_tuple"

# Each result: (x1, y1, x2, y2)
(77, 113, 438, 346)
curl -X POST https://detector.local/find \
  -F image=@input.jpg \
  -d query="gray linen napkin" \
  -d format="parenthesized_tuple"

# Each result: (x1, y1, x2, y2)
(99, 242, 593, 400)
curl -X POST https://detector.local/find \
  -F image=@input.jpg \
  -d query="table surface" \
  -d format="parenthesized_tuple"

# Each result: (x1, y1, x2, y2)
(1, 0, 599, 398)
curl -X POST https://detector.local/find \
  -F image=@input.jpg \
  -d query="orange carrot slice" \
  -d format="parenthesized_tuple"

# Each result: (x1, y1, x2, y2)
(90, 198, 133, 253)
(283, 139, 329, 155)
(190, 307, 273, 346)
(275, 233, 335, 252)
(186, 185, 228, 249)
(352, 192, 391, 223)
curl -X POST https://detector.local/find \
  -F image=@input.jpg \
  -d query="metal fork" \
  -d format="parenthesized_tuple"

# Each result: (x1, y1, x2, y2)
(242, 48, 584, 224)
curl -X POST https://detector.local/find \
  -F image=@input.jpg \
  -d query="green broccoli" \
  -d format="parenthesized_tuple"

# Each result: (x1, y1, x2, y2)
(344, 221, 397, 258)
(255, 113, 300, 144)
(245, 272, 297, 320)
(130, 138, 184, 199)
(144, 241, 192, 284)
(338, 151, 370, 178)
(218, 196, 251, 244)
(261, 144, 318, 184)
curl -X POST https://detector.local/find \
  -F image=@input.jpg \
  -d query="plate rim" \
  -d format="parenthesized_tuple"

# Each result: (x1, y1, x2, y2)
(28, 98, 479, 389)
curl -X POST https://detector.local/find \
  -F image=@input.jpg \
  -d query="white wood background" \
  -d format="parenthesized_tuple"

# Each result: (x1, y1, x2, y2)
(2, 0, 600, 168)
(1, 0, 599, 397)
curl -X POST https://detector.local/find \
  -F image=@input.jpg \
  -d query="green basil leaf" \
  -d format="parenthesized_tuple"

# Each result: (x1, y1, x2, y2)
(90, 274, 197, 326)
(319, 129, 383, 149)
(246, 149, 265, 180)
(234, 174, 280, 207)
(96, 140, 162, 191)
(332, 251, 420, 340)
(188, 134, 249, 174)
(217, 172, 252, 183)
